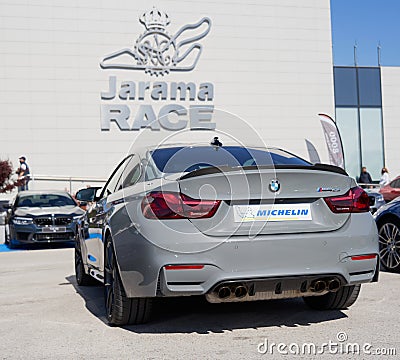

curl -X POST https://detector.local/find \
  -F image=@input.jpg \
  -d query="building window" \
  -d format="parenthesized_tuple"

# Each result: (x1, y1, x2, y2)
(334, 67, 358, 106)
(358, 68, 382, 107)
(359, 108, 384, 180)
(335, 108, 360, 179)
(334, 66, 384, 181)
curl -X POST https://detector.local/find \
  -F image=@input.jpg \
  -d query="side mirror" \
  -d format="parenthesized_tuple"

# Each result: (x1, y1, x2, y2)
(76, 188, 97, 202)
(2, 203, 11, 210)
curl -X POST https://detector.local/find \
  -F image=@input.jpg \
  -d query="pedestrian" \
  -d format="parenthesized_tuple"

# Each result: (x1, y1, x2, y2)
(379, 167, 390, 188)
(16, 156, 31, 191)
(358, 166, 372, 187)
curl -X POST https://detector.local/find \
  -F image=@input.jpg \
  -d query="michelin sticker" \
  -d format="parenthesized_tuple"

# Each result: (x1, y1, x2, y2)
(234, 204, 312, 222)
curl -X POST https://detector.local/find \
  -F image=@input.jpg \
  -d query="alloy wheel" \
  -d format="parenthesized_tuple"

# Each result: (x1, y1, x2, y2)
(379, 222, 400, 270)
(75, 248, 83, 284)
(104, 240, 115, 320)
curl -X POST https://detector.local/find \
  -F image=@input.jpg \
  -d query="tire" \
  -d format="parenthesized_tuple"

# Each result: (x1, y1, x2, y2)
(378, 219, 400, 272)
(4, 226, 9, 245)
(8, 238, 18, 249)
(104, 236, 152, 326)
(303, 284, 361, 310)
(75, 241, 95, 286)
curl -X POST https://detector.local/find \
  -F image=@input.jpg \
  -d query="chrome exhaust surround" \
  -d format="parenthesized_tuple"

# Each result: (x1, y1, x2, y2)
(206, 276, 344, 303)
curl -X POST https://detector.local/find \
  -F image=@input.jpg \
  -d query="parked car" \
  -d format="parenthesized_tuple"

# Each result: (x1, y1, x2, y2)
(74, 143, 379, 325)
(0, 200, 9, 226)
(380, 176, 400, 202)
(374, 198, 400, 272)
(4, 191, 85, 248)
(365, 189, 386, 214)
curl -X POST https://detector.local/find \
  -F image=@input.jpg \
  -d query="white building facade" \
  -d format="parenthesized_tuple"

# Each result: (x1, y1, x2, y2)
(1, 0, 337, 191)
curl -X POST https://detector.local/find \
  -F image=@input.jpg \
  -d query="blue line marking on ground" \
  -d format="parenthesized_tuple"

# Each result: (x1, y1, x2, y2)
(0, 244, 21, 252)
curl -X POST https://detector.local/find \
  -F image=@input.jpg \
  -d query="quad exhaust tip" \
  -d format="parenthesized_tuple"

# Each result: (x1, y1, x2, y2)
(217, 284, 248, 299)
(327, 278, 341, 292)
(217, 286, 231, 299)
(215, 277, 341, 300)
(309, 278, 341, 293)
(310, 280, 327, 293)
(234, 285, 248, 298)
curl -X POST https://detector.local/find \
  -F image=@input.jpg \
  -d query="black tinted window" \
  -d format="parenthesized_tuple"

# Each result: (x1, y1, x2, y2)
(150, 146, 310, 173)
(104, 156, 132, 196)
(116, 156, 141, 191)
(16, 194, 76, 207)
(391, 180, 400, 189)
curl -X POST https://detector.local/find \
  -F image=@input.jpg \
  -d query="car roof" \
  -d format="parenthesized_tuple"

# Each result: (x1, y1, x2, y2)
(17, 190, 71, 197)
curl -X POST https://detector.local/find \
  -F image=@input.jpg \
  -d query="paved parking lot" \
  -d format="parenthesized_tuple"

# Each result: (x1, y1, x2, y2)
(0, 247, 399, 359)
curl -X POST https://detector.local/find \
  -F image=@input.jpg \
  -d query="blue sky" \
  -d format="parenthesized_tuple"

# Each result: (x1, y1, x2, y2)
(331, 0, 400, 66)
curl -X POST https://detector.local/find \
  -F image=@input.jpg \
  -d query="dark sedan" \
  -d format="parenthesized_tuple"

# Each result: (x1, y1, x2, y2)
(374, 198, 400, 272)
(4, 191, 85, 248)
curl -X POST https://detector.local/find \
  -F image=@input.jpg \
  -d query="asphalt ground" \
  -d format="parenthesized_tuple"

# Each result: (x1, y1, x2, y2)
(0, 246, 399, 360)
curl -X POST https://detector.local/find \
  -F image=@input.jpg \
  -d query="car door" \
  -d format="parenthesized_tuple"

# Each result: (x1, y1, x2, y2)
(84, 155, 133, 270)
(97, 155, 142, 271)
(383, 179, 400, 201)
(390, 179, 400, 200)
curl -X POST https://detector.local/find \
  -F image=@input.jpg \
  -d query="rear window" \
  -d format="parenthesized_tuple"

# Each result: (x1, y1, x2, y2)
(16, 194, 76, 207)
(150, 146, 310, 173)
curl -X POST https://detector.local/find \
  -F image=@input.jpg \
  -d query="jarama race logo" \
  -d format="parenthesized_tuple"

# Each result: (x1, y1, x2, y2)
(99, 7, 216, 132)
(100, 7, 211, 76)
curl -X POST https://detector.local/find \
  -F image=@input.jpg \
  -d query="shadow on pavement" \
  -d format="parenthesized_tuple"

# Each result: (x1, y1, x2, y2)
(66, 275, 347, 334)
(66, 275, 106, 323)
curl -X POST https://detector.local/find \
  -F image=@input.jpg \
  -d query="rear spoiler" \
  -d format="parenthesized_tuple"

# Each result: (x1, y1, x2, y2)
(179, 163, 348, 180)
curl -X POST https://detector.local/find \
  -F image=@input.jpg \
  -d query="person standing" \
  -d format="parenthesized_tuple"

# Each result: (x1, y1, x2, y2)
(17, 156, 31, 191)
(379, 167, 390, 188)
(358, 166, 372, 187)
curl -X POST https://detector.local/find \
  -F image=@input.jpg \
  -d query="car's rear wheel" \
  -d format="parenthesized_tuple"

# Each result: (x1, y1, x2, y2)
(104, 235, 152, 326)
(378, 220, 400, 272)
(303, 284, 361, 310)
(75, 241, 95, 286)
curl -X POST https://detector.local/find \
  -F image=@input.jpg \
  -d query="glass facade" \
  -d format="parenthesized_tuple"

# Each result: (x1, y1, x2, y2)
(360, 108, 384, 180)
(358, 68, 382, 107)
(334, 66, 384, 181)
(335, 108, 360, 179)
(334, 67, 358, 106)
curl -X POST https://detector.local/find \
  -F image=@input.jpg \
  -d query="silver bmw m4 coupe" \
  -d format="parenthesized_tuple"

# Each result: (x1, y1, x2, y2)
(74, 143, 379, 325)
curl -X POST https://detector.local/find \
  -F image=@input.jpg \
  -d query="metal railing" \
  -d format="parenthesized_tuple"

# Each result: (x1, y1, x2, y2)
(357, 183, 381, 190)
(30, 175, 106, 193)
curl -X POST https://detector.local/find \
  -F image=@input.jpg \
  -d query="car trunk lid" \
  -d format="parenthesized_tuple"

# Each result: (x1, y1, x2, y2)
(178, 166, 354, 236)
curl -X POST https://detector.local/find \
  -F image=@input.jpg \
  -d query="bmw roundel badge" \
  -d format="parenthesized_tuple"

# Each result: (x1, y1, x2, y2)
(269, 179, 280, 192)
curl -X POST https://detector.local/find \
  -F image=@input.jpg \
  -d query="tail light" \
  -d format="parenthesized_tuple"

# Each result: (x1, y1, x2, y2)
(324, 186, 370, 213)
(141, 191, 221, 219)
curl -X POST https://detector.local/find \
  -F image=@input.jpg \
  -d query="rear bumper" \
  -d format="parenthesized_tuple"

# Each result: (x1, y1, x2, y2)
(113, 213, 379, 298)
(158, 260, 378, 299)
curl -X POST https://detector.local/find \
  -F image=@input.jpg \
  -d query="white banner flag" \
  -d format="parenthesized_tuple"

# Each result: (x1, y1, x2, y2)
(318, 113, 345, 169)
